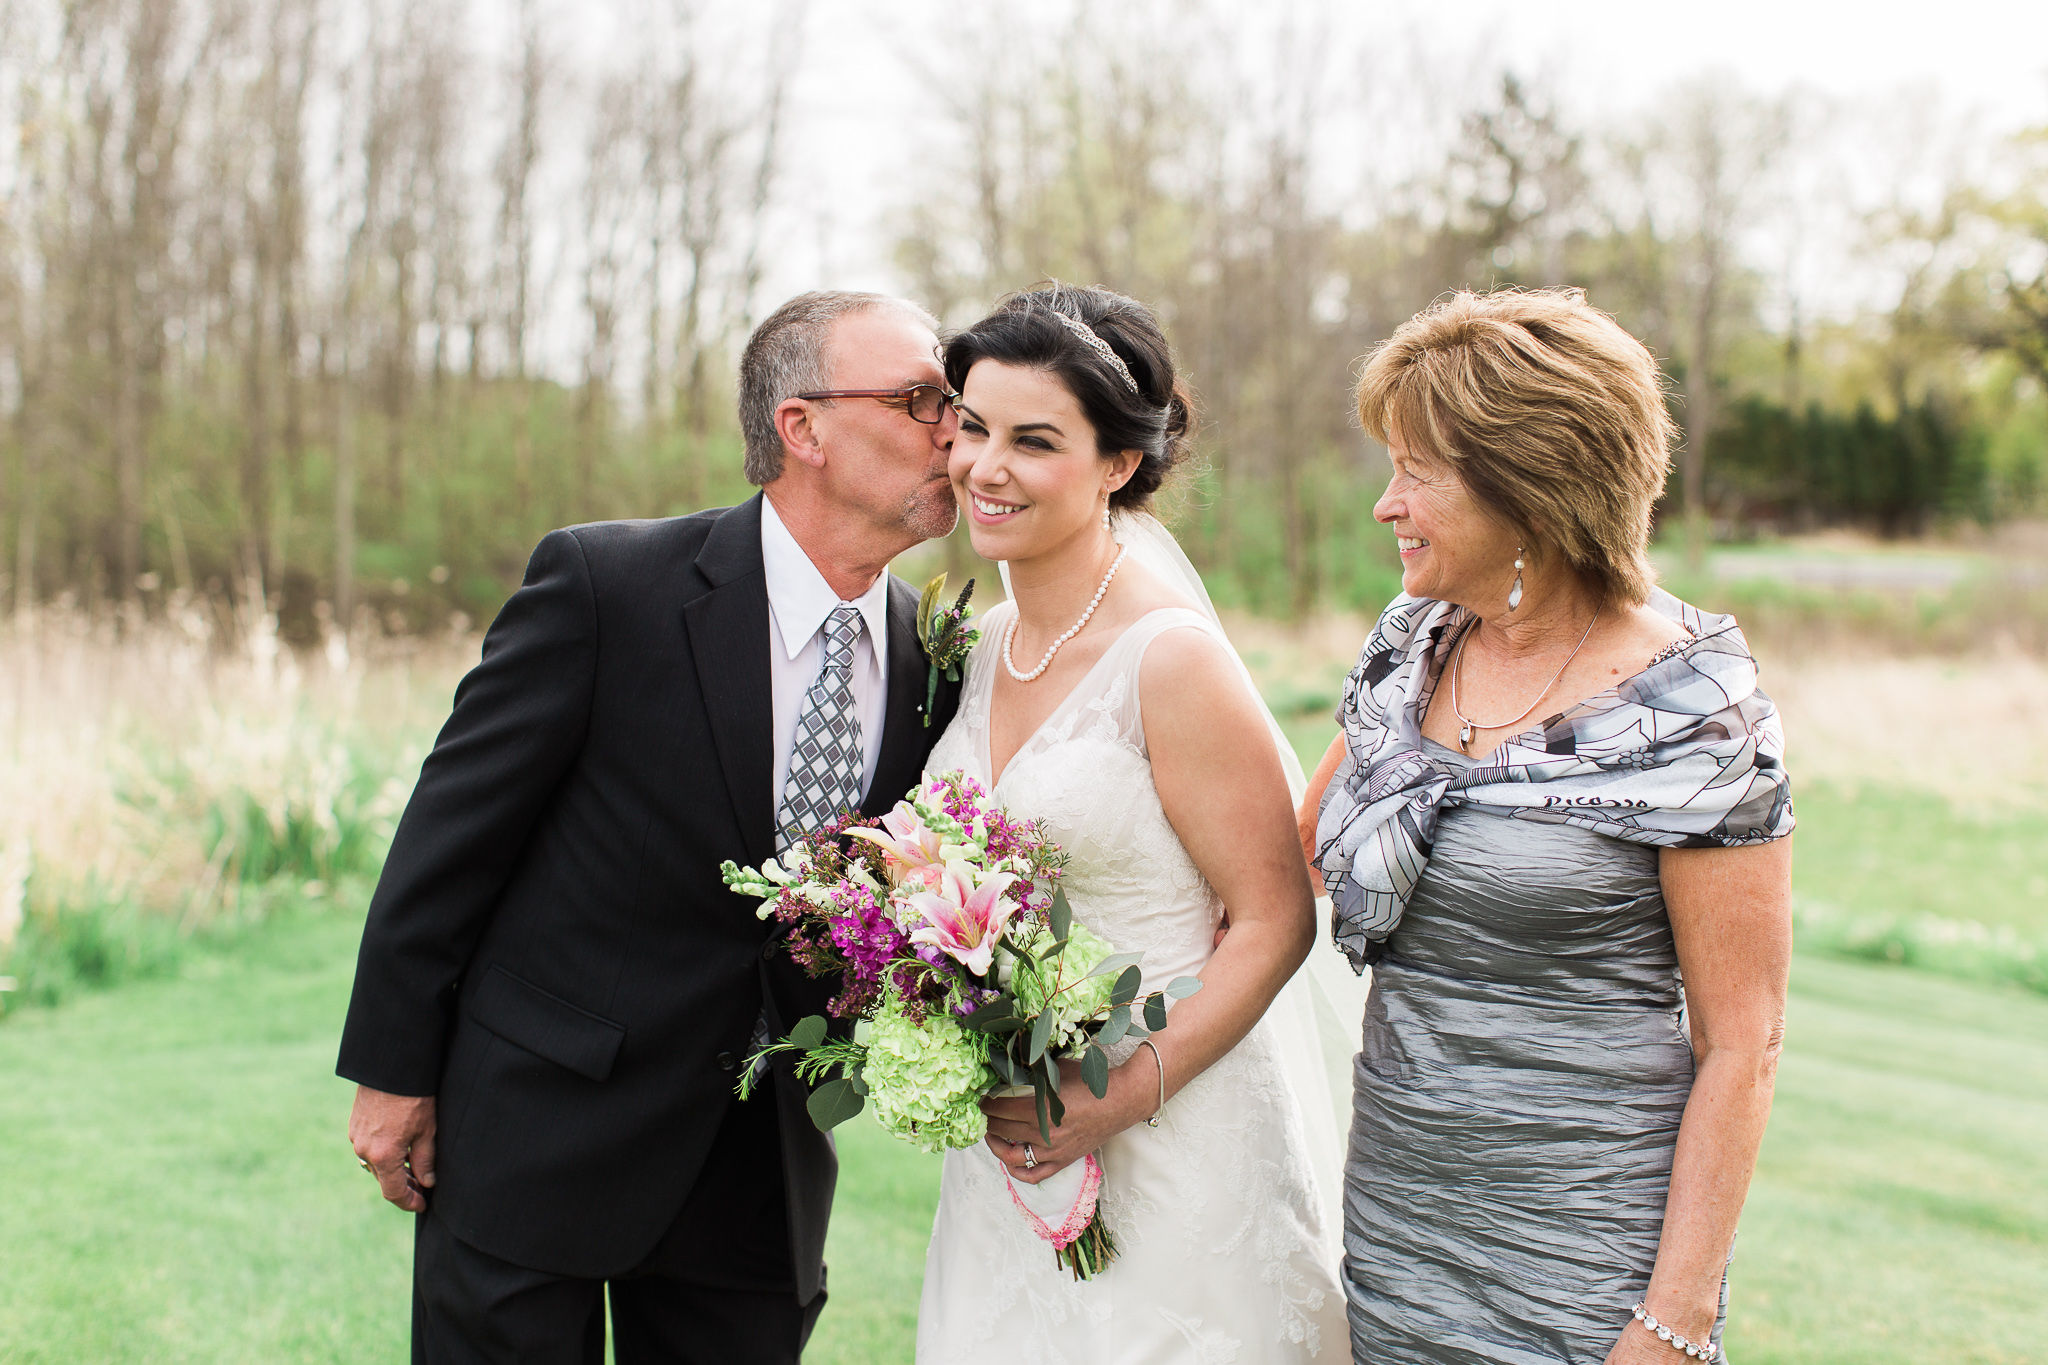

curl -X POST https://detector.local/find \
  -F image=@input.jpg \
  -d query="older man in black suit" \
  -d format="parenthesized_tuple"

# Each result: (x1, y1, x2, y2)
(338, 291, 964, 1364)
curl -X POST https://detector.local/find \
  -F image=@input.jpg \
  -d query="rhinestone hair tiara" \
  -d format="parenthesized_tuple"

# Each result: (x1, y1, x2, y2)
(1047, 307, 1141, 396)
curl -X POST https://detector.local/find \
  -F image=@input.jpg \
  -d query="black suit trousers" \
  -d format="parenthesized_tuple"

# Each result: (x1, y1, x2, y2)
(411, 1089, 822, 1365)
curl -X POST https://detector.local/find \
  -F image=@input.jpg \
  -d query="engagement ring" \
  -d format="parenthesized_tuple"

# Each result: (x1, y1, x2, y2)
(1022, 1143, 1038, 1170)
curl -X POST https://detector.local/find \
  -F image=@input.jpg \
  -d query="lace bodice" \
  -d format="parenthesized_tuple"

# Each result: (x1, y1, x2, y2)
(925, 604, 1224, 1011)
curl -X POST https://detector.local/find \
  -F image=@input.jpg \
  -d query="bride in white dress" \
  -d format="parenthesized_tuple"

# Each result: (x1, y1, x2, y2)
(914, 285, 1348, 1363)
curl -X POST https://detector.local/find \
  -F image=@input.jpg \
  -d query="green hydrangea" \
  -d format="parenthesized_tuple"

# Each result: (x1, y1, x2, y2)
(1008, 922, 1119, 1054)
(862, 992, 995, 1154)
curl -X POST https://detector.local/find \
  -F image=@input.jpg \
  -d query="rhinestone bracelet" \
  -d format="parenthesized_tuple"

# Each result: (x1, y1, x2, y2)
(1631, 1304, 1720, 1362)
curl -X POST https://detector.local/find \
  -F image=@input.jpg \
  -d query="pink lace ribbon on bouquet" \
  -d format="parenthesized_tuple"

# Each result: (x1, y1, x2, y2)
(1002, 1152, 1105, 1250)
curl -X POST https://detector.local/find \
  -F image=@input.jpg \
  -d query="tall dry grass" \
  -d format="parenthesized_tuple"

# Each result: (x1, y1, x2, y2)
(5, 567, 2043, 1012)
(0, 603, 471, 1008)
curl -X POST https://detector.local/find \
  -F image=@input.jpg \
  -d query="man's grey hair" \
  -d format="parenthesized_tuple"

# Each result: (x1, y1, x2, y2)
(738, 291, 940, 485)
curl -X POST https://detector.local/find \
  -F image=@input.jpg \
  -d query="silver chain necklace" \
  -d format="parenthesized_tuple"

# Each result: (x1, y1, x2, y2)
(1449, 606, 1601, 753)
(1003, 545, 1129, 683)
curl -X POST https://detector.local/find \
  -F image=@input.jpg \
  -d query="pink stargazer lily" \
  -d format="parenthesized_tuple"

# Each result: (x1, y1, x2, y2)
(844, 803, 947, 885)
(905, 868, 1018, 977)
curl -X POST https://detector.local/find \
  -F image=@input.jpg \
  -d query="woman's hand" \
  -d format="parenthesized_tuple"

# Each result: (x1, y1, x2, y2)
(1601, 1325, 1685, 1365)
(980, 1054, 1153, 1185)
(1599, 1303, 1719, 1365)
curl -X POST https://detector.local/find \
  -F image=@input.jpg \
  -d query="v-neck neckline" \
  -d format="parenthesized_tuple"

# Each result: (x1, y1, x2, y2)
(980, 604, 1192, 792)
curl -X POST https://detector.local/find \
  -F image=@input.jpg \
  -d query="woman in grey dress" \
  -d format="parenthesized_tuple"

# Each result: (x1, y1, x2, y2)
(1302, 288, 1796, 1364)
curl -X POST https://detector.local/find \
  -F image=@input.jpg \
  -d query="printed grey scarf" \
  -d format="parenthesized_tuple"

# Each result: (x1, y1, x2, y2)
(1314, 589, 1795, 970)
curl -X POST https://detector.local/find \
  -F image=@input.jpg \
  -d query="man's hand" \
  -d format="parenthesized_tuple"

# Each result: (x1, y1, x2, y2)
(349, 1086, 438, 1212)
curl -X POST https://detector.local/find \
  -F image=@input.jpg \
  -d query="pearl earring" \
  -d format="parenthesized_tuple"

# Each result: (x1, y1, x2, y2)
(1102, 496, 1112, 530)
(1508, 548, 1525, 613)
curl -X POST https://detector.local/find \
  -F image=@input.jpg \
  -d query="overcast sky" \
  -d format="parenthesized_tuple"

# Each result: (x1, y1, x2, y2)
(772, 0, 2048, 303)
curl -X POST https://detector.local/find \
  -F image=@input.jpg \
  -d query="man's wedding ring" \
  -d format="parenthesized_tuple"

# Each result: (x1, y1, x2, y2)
(1022, 1143, 1037, 1170)
(358, 1156, 375, 1174)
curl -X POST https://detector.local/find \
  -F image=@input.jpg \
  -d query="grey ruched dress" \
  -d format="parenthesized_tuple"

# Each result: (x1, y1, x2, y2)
(1343, 739, 1727, 1364)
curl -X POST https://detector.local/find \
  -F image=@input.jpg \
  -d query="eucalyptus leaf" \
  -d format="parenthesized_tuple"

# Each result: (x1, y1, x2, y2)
(963, 994, 1017, 1027)
(1096, 1004, 1131, 1047)
(977, 1017, 1029, 1033)
(1049, 885, 1072, 942)
(847, 1067, 870, 1097)
(789, 1016, 828, 1051)
(805, 1078, 865, 1131)
(1081, 1044, 1109, 1098)
(1081, 951, 1146, 981)
(1110, 965, 1143, 1006)
(1027, 1008, 1054, 1063)
(1143, 992, 1168, 1032)
(1034, 1081, 1052, 1142)
(1041, 1053, 1061, 1095)
(1165, 975, 1205, 1000)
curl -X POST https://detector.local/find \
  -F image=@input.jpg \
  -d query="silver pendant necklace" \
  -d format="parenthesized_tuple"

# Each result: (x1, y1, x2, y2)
(1449, 606, 1601, 753)
(1004, 545, 1129, 683)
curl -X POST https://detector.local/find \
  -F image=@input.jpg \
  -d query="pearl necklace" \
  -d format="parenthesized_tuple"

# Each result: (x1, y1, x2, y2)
(1004, 546, 1129, 683)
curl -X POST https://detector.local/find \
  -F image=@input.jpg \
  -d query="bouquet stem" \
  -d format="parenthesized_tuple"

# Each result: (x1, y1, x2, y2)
(1057, 1211, 1118, 1281)
(1005, 1151, 1119, 1281)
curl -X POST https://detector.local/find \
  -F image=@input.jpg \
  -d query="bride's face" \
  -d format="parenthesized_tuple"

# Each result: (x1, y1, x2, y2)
(949, 361, 1135, 562)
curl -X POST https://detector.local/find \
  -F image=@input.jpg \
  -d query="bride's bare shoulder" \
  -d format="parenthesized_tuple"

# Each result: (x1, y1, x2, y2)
(1107, 555, 1207, 620)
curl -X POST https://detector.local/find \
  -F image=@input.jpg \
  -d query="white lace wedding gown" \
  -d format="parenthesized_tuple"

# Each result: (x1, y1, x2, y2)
(915, 602, 1347, 1364)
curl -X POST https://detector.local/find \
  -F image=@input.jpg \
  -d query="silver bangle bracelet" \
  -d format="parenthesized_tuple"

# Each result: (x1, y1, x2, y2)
(1631, 1304, 1719, 1361)
(1137, 1038, 1165, 1128)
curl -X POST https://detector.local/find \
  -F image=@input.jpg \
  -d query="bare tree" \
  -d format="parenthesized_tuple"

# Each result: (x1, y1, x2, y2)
(493, 0, 544, 517)
(1632, 79, 1788, 567)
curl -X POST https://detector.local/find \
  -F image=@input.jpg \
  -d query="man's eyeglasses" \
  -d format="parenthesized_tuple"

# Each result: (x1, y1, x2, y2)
(795, 384, 958, 425)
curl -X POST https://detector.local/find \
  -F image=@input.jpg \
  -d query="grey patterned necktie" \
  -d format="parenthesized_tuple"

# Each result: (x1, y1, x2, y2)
(775, 603, 866, 853)
(752, 604, 866, 1086)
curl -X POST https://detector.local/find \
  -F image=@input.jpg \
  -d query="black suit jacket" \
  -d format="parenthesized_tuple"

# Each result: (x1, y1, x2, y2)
(336, 495, 959, 1296)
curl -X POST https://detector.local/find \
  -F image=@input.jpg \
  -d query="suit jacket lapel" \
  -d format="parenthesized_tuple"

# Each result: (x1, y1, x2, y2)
(682, 495, 776, 869)
(864, 575, 932, 816)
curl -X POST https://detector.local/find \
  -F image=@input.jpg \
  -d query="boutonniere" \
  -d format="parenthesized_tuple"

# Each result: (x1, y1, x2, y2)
(916, 573, 980, 727)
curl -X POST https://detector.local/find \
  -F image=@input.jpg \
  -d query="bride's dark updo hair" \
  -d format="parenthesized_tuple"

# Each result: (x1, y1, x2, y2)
(943, 283, 1194, 513)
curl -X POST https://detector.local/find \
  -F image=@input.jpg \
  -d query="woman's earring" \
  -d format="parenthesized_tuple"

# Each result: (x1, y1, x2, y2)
(1102, 497, 1112, 530)
(1508, 549, 1525, 613)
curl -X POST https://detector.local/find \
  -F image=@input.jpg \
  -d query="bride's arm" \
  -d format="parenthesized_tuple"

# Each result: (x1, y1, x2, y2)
(984, 627, 1316, 1181)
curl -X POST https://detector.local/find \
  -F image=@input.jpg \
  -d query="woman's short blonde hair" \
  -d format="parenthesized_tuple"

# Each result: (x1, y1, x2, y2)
(1355, 288, 1674, 607)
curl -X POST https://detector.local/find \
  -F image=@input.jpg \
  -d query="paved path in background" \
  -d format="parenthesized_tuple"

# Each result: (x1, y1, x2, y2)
(1707, 551, 1982, 592)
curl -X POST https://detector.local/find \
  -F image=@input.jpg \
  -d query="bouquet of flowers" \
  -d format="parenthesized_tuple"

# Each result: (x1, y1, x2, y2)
(720, 770, 1202, 1280)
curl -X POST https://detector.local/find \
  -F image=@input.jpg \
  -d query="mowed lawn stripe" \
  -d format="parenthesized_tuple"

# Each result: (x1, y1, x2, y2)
(1729, 956, 2048, 1364)
(3, 911, 2045, 1363)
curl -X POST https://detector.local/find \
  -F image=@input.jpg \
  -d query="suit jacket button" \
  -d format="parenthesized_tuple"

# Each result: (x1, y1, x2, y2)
(760, 939, 776, 961)
(716, 1051, 737, 1071)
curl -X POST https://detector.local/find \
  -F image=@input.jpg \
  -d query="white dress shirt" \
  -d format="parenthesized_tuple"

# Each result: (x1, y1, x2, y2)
(761, 496, 891, 813)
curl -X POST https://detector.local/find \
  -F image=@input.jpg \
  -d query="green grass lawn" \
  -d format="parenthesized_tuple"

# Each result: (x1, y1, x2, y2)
(2, 904, 2043, 1362)
(1787, 783, 2048, 933)
(0, 905, 942, 1364)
